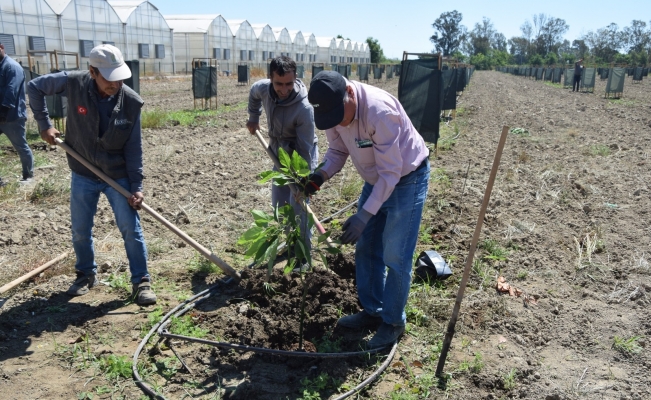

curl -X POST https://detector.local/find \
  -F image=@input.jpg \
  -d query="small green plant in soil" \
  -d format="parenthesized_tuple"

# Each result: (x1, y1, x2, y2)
(509, 127, 530, 136)
(299, 372, 340, 400)
(97, 354, 132, 380)
(503, 368, 517, 390)
(589, 144, 611, 156)
(481, 239, 508, 262)
(238, 148, 340, 350)
(612, 335, 643, 355)
(169, 315, 208, 338)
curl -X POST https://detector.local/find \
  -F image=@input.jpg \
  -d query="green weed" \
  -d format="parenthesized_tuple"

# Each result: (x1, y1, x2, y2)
(516, 269, 529, 280)
(418, 225, 433, 245)
(430, 168, 451, 188)
(588, 144, 610, 157)
(97, 354, 132, 380)
(340, 177, 363, 201)
(188, 252, 219, 274)
(106, 271, 131, 292)
(472, 259, 494, 289)
(503, 368, 517, 390)
(29, 176, 70, 202)
(299, 372, 338, 400)
(314, 332, 342, 353)
(169, 315, 208, 338)
(142, 102, 248, 129)
(481, 239, 508, 262)
(612, 335, 643, 355)
(154, 357, 181, 380)
(509, 127, 530, 136)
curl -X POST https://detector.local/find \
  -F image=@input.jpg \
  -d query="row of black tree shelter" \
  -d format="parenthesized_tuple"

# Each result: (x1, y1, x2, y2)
(192, 53, 475, 147)
(496, 65, 649, 98)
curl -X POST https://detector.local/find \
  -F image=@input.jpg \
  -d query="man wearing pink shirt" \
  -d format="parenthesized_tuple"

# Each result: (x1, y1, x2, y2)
(305, 71, 430, 349)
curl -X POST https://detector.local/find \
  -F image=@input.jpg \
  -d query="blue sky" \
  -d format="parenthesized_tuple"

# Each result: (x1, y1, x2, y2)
(153, 0, 651, 59)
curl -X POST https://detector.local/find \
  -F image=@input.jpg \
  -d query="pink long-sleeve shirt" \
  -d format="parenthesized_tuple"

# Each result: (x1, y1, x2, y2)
(321, 80, 429, 215)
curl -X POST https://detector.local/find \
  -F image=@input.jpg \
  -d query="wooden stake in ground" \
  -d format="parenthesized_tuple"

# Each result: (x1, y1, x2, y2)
(435, 125, 509, 378)
(0, 251, 69, 295)
(54, 138, 242, 282)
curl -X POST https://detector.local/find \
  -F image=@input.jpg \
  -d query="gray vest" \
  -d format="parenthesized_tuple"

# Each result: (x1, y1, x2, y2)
(64, 71, 143, 180)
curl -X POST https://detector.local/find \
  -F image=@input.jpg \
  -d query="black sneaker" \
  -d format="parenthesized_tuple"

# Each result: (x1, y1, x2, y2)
(336, 310, 382, 330)
(132, 277, 157, 306)
(66, 272, 98, 296)
(367, 322, 405, 349)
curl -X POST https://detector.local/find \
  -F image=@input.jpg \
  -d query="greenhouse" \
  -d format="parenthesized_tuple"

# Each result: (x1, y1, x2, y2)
(250, 23, 274, 65)
(303, 33, 317, 62)
(315, 36, 335, 63)
(335, 38, 345, 63)
(107, 0, 173, 74)
(226, 19, 255, 65)
(344, 39, 353, 63)
(287, 30, 305, 63)
(272, 27, 292, 58)
(165, 14, 233, 74)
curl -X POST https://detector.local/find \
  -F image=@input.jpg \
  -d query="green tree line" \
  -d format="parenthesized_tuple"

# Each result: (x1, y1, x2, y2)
(430, 11, 651, 70)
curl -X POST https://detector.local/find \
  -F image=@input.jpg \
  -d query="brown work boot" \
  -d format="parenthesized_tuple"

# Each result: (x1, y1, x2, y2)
(132, 277, 157, 306)
(66, 272, 98, 296)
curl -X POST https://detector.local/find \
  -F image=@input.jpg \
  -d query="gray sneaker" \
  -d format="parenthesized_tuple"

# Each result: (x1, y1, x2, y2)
(336, 310, 382, 330)
(67, 272, 98, 296)
(19, 177, 34, 185)
(367, 322, 405, 349)
(132, 278, 157, 306)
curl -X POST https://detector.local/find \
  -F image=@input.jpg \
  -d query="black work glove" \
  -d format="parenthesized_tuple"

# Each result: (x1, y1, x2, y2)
(341, 209, 373, 245)
(300, 171, 325, 196)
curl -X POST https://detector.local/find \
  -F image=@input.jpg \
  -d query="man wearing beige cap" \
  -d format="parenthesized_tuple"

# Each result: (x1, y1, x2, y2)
(27, 44, 156, 305)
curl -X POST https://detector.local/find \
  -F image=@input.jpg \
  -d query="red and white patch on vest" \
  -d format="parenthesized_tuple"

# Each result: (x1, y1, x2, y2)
(77, 106, 87, 115)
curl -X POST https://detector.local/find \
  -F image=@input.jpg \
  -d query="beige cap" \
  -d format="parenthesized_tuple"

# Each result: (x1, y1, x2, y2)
(89, 44, 131, 81)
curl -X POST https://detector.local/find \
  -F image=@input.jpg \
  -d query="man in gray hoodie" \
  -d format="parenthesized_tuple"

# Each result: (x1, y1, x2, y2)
(246, 56, 318, 259)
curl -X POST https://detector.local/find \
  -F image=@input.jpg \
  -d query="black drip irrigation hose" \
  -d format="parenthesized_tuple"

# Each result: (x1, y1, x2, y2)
(133, 275, 398, 399)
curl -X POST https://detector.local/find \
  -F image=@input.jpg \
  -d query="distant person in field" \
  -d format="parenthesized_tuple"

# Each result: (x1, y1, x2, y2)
(0, 41, 34, 186)
(305, 71, 430, 349)
(573, 58, 583, 92)
(245, 55, 318, 268)
(27, 44, 156, 306)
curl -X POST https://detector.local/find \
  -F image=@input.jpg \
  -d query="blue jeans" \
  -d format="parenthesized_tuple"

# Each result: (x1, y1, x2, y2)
(0, 118, 33, 179)
(355, 160, 430, 326)
(70, 172, 149, 283)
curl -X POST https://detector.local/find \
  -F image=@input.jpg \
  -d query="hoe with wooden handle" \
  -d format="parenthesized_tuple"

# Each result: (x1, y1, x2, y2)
(54, 138, 241, 282)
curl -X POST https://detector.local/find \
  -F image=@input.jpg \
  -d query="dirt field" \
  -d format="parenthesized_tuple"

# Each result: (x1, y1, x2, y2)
(0, 70, 650, 399)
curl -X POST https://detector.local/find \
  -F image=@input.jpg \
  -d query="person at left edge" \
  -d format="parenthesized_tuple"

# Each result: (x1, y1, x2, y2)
(0, 40, 34, 185)
(27, 44, 156, 306)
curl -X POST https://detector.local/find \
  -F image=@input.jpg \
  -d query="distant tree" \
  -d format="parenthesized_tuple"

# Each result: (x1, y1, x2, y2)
(571, 39, 589, 59)
(622, 20, 650, 53)
(492, 33, 508, 52)
(336, 34, 343, 39)
(508, 36, 529, 64)
(545, 52, 558, 65)
(529, 54, 544, 66)
(366, 37, 385, 64)
(466, 17, 497, 56)
(430, 10, 467, 55)
(582, 23, 623, 63)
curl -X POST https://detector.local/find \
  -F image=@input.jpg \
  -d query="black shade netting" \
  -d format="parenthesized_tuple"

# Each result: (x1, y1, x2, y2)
(398, 59, 443, 144)
(633, 67, 643, 81)
(441, 69, 457, 111)
(581, 68, 596, 91)
(237, 65, 249, 83)
(192, 66, 217, 99)
(605, 68, 625, 94)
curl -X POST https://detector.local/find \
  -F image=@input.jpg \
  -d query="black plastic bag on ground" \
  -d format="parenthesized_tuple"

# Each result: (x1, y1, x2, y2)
(414, 250, 452, 281)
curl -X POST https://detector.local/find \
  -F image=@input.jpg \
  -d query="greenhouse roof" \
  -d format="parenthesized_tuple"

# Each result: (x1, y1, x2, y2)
(165, 15, 222, 33)
(108, 0, 157, 23)
(271, 27, 288, 42)
(287, 30, 303, 44)
(315, 36, 334, 48)
(43, 0, 72, 15)
(226, 20, 247, 37)
(250, 24, 271, 39)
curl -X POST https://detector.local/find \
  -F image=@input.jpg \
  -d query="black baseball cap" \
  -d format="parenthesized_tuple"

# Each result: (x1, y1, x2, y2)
(308, 71, 346, 130)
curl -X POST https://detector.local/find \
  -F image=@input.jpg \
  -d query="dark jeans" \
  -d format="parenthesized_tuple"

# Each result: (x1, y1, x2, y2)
(573, 75, 581, 92)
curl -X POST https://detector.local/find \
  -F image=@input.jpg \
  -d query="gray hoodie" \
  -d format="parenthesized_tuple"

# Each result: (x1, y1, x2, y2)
(248, 78, 318, 169)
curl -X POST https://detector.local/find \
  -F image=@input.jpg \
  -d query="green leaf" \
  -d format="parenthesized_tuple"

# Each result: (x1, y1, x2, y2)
(324, 246, 341, 254)
(237, 226, 264, 244)
(283, 260, 294, 275)
(244, 237, 266, 258)
(290, 149, 309, 172)
(278, 147, 291, 169)
(251, 210, 272, 227)
(259, 170, 281, 184)
(272, 178, 290, 186)
(266, 238, 279, 271)
(317, 231, 331, 244)
(297, 168, 311, 177)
